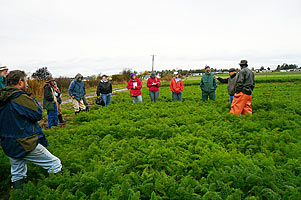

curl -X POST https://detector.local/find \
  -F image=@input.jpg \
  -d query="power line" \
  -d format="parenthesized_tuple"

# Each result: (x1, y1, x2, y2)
(151, 55, 156, 72)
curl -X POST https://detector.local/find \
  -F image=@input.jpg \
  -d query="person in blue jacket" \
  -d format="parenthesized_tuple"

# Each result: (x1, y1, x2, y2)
(68, 73, 86, 114)
(200, 66, 217, 101)
(0, 70, 62, 190)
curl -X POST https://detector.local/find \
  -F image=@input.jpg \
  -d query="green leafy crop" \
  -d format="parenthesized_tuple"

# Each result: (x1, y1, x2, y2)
(1, 81, 300, 199)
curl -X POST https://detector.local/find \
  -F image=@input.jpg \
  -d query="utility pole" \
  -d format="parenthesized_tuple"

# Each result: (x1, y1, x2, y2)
(151, 55, 156, 72)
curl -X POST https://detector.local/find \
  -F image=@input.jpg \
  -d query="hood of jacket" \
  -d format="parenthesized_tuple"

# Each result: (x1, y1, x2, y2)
(75, 73, 83, 81)
(0, 86, 22, 103)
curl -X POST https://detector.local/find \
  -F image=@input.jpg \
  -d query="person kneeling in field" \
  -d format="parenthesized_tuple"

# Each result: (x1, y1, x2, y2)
(127, 73, 143, 103)
(230, 60, 255, 116)
(68, 73, 87, 114)
(170, 72, 183, 101)
(0, 70, 62, 190)
(215, 68, 238, 105)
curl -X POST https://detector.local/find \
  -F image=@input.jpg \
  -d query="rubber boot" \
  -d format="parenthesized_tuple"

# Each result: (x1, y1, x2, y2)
(58, 114, 65, 123)
(12, 179, 24, 190)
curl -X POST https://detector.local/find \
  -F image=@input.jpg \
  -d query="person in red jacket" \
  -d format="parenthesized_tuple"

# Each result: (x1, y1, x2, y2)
(170, 72, 184, 101)
(127, 73, 143, 103)
(147, 72, 161, 102)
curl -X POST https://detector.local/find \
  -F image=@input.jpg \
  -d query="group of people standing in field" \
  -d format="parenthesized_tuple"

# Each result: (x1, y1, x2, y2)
(0, 59, 254, 190)
(126, 71, 184, 103)
(200, 59, 255, 116)
(42, 58, 255, 126)
(125, 59, 255, 116)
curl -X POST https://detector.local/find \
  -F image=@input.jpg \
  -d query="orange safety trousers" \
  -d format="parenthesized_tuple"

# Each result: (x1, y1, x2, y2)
(230, 92, 252, 116)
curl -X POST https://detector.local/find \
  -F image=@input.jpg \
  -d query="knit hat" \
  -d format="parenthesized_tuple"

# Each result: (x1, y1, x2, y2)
(174, 72, 178, 75)
(151, 72, 156, 77)
(130, 73, 135, 77)
(205, 66, 210, 70)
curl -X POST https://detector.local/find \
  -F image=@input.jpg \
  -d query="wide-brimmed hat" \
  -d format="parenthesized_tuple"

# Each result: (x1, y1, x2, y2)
(239, 60, 248, 66)
(46, 77, 55, 83)
(151, 72, 156, 77)
(0, 66, 8, 71)
(102, 74, 108, 78)
(174, 72, 178, 75)
(229, 68, 236, 72)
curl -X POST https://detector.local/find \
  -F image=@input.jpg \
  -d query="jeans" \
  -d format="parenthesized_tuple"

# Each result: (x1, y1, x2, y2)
(230, 96, 234, 105)
(101, 93, 111, 107)
(9, 144, 62, 182)
(202, 91, 216, 101)
(47, 103, 58, 128)
(172, 91, 182, 101)
(132, 95, 143, 103)
(149, 91, 159, 102)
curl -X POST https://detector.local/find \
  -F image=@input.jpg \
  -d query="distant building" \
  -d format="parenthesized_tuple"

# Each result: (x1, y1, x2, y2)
(261, 70, 273, 73)
(192, 73, 202, 76)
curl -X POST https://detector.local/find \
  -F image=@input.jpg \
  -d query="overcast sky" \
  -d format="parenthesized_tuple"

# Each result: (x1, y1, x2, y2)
(0, 0, 300, 77)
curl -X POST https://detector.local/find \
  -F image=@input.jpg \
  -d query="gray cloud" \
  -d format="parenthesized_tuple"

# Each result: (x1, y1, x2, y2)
(1, 0, 300, 76)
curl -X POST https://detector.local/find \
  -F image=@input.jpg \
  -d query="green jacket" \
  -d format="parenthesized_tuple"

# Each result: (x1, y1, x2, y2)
(235, 66, 255, 95)
(200, 72, 217, 93)
(43, 84, 55, 110)
(0, 76, 5, 89)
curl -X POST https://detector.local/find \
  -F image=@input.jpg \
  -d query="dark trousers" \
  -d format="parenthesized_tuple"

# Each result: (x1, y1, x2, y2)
(202, 91, 216, 101)
(172, 91, 182, 101)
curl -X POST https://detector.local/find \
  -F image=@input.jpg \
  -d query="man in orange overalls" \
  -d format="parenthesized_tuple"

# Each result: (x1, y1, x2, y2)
(230, 60, 255, 116)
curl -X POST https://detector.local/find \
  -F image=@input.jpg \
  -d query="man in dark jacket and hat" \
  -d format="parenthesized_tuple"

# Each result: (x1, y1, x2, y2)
(43, 77, 58, 128)
(216, 68, 238, 105)
(230, 60, 255, 116)
(0, 70, 62, 190)
(68, 73, 86, 114)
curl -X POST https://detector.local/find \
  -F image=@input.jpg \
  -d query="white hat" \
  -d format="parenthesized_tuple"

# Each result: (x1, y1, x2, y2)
(174, 71, 178, 75)
(0, 66, 8, 71)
